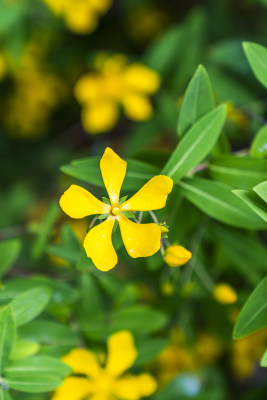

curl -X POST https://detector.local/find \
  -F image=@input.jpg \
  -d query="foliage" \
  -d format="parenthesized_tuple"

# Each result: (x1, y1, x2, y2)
(1, 1, 267, 399)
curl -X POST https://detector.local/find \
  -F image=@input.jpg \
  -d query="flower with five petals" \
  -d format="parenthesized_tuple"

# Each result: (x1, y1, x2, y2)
(60, 148, 173, 271)
(51, 331, 157, 400)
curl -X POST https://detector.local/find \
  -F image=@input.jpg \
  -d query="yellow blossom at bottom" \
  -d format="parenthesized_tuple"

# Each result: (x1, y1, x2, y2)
(52, 331, 157, 400)
(213, 283, 237, 304)
(164, 245, 192, 267)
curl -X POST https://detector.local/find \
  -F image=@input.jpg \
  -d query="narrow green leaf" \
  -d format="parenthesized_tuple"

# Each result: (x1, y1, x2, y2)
(243, 42, 267, 88)
(10, 287, 51, 327)
(0, 239, 21, 279)
(162, 105, 227, 182)
(254, 181, 267, 202)
(178, 65, 215, 137)
(61, 158, 159, 192)
(233, 276, 267, 339)
(179, 178, 267, 229)
(5, 374, 62, 393)
(233, 190, 267, 222)
(208, 155, 267, 189)
(0, 307, 15, 374)
(4, 356, 71, 378)
(251, 124, 267, 158)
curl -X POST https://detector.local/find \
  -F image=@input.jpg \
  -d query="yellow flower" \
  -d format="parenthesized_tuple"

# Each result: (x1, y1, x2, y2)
(74, 54, 160, 133)
(52, 331, 157, 400)
(3, 44, 66, 138)
(164, 245, 192, 267)
(42, 0, 111, 34)
(60, 148, 173, 271)
(213, 283, 237, 304)
(226, 102, 248, 129)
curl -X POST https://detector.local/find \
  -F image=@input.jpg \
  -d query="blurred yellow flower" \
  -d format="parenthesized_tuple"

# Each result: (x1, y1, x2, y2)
(74, 54, 160, 133)
(226, 102, 248, 129)
(60, 147, 173, 271)
(3, 45, 66, 138)
(231, 330, 267, 378)
(156, 330, 221, 384)
(213, 283, 237, 304)
(0, 53, 7, 80)
(42, 0, 111, 34)
(52, 331, 157, 400)
(164, 245, 192, 267)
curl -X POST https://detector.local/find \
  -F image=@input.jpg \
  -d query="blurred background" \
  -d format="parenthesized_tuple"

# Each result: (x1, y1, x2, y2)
(1, 0, 267, 399)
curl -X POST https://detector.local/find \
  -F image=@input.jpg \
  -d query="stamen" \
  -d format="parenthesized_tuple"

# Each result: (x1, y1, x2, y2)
(111, 206, 120, 216)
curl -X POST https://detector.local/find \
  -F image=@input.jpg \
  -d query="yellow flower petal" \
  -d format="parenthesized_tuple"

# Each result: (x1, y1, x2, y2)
(113, 374, 157, 400)
(106, 331, 137, 377)
(118, 215, 161, 258)
(123, 63, 160, 94)
(100, 147, 127, 205)
(65, 11, 98, 34)
(74, 74, 103, 103)
(90, 395, 108, 400)
(81, 101, 119, 133)
(83, 217, 117, 271)
(121, 175, 173, 212)
(51, 377, 92, 400)
(164, 245, 192, 267)
(62, 349, 101, 378)
(122, 94, 153, 121)
(60, 185, 110, 219)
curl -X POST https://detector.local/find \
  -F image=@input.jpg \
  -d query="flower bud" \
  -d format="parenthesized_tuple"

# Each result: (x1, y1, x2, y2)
(164, 245, 192, 267)
(213, 283, 237, 304)
(160, 224, 169, 236)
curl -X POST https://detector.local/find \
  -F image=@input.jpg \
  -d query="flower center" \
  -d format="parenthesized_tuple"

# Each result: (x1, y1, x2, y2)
(111, 206, 120, 216)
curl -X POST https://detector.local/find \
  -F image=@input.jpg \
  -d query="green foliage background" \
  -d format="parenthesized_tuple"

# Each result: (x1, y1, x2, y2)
(0, 0, 267, 399)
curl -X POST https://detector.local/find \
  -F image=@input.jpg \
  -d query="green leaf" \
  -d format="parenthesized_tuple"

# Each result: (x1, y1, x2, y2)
(0, 391, 11, 400)
(10, 341, 40, 361)
(5, 374, 62, 393)
(79, 274, 103, 316)
(0, 239, 21, 278)
(83, 306, 167, 340)
(135, 338, 167, 367)
(162, 105, 227, 182)
(4, 356, 71, 378)
(260, 349, 267, 367)
(61, 157, 159, 192)
(179, 178, 267, 229)
(18, 320, 78, 357)
(233, 276, 267, 339)
(178, 65, 215, 137)
(32, 202, 59, 260)
(47, 224, 81, 265)
(10, 287, 51, 327)
(233, 190, 267, 222)
(209, 224, 267, 284)
(251, 124, 267, 158)
(254, 181, 267, 202)
(0, 307, 15, 374)
(208, 155, 267, 189)
(243, 42, 267, 88)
